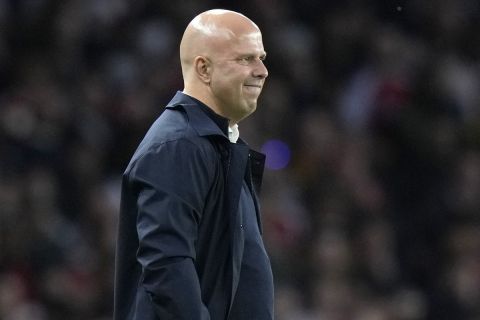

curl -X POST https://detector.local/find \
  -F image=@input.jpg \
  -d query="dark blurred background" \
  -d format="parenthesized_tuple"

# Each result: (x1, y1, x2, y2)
(1, 0, 480, 319)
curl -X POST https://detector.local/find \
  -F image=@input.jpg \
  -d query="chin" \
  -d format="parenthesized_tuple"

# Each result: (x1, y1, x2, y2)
(234, 108, 255, 123)
(245, 103, 257, 114)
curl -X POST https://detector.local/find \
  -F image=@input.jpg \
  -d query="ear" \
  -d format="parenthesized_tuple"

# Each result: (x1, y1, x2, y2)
(193, 56, 212, 84)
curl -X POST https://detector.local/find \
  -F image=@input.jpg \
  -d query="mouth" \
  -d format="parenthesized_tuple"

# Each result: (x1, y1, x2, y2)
(244, 84, 262, 89)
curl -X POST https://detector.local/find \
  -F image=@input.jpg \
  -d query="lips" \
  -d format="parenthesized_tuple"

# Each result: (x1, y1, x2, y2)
(244, 84, 262, 88)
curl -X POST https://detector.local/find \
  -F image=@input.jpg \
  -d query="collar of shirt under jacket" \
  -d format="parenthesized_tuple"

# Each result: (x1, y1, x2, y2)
(228, 124, 239, 143)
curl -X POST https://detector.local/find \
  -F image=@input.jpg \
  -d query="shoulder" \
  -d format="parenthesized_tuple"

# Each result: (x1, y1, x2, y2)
(125, 110, 220, 177)
(126, 137, 218, 182)
(133, 107, 211, 153)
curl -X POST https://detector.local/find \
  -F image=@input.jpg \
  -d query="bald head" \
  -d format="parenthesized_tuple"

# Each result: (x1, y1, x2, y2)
(180, 9, 260, 77)
(179, 9, 268, 123)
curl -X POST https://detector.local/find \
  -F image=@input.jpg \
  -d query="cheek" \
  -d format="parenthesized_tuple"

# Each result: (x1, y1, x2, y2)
(215, 75, 242, 93)
(211, 65, 248, 96)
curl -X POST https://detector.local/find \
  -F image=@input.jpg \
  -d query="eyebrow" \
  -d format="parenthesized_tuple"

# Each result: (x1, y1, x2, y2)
(237, 51, 267, 58)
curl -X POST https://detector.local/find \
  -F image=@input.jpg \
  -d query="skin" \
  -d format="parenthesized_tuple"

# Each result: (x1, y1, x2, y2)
(180, 9, 268, 125)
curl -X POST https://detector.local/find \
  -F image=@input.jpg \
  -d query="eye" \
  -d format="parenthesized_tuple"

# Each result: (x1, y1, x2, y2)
(239, 56, 254, 63)
(236, 55, 267, 65)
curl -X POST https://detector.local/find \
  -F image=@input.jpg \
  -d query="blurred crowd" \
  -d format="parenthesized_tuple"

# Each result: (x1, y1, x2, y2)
(1, 0, 480, 319)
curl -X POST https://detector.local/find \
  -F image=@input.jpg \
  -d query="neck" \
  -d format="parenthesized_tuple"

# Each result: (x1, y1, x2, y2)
(183, 87, 226, 119)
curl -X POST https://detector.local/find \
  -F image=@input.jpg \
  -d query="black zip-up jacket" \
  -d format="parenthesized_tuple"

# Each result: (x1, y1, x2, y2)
(114, 91, 267, 320)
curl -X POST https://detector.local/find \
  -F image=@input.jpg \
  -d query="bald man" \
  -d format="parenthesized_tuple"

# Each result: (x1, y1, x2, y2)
(114, 9, 273, 320)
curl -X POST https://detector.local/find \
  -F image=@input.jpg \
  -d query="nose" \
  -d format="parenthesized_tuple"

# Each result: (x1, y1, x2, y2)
(253, 59, 268, 79)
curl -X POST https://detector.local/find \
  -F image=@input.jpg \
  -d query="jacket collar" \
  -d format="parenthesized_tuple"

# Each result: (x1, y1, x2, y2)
(166, 91, 229, 140)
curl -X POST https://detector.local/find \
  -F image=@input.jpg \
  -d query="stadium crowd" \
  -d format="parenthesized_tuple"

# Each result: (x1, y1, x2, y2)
(1, 0, 480, 319)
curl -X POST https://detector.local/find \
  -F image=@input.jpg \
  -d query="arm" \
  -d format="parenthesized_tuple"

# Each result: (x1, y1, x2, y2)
(129, 139, 214, 319)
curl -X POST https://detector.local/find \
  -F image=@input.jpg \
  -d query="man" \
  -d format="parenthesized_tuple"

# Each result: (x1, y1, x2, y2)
(114, 9, 273, 320)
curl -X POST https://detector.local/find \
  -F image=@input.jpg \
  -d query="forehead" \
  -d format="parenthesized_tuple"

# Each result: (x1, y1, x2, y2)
(238, 31, 264, 45)
(218, 30, 265, 55)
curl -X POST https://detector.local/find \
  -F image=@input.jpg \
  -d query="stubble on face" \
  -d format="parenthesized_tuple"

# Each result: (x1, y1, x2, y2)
(210, 32, 267, 122)
(181, 10, 268, 123)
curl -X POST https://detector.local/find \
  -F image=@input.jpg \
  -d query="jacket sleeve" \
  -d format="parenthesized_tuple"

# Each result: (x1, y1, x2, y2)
(128, 139, 215, 320)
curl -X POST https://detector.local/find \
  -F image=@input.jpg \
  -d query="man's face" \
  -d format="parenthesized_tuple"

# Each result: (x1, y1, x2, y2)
(209, 31, 268, 123)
